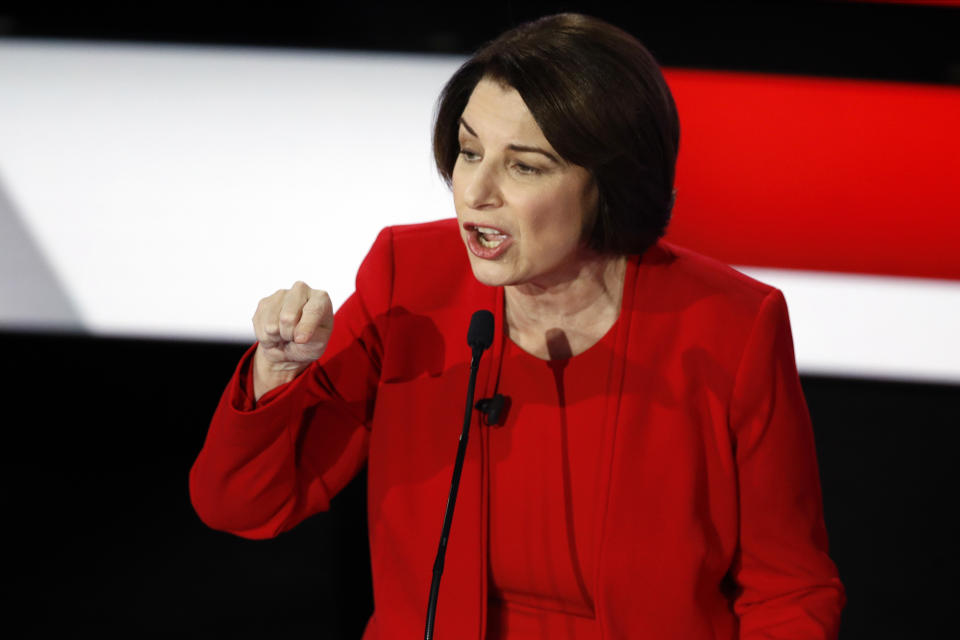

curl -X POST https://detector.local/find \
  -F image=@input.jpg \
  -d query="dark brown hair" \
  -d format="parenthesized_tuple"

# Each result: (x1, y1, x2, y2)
(433, 13, 679, 255)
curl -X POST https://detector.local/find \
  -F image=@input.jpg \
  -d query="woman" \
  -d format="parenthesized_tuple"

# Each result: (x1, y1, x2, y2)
(190, 13, 845, 639)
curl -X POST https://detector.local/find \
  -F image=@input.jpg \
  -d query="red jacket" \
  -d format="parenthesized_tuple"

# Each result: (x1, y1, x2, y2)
(190, 219, 845, 639)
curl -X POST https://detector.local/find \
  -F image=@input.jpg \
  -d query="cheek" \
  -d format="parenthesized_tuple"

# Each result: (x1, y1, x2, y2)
(450, 171, 461, 202)
(450, 161, 465, 203)
(521, 193, 587, 247)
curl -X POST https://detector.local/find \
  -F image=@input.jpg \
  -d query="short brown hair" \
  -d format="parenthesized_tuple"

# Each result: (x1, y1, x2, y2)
(433, 13, 679, 255)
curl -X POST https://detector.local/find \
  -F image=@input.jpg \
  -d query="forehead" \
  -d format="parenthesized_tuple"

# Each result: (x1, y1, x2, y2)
(460, 78, 551, 146)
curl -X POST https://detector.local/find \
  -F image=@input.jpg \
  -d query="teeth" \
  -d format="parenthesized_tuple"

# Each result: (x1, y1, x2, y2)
(469, 224, 508, 250)
(478, 234, 504, 249)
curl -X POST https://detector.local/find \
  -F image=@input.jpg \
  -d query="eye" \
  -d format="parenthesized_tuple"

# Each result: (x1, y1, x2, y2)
(513, 162, 541, 176)
(458, 147, 481, 162)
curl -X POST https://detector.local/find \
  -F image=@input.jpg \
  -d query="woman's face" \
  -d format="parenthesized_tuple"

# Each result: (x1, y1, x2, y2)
(452, 78, 598, 290)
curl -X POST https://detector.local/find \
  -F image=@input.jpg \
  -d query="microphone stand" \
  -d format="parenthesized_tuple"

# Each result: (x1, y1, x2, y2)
(424, 311, 492, 639)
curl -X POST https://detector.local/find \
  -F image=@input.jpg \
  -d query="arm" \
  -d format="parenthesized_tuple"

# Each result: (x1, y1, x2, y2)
(189, 228, 396, 539)
(728, 289, 846, 639)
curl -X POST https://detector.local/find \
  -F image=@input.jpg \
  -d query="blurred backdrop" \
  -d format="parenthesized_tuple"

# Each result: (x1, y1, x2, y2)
(1, 1, 958, 637)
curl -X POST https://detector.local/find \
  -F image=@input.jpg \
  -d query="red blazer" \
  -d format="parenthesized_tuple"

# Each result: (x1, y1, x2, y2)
(190, 219, 845, 639)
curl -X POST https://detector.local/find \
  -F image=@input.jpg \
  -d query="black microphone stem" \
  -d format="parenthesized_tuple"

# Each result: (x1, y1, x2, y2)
(424, 347, 483, 640)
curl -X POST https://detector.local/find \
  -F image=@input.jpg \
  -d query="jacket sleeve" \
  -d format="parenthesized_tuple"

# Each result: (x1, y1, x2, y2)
(728, 289, 846, 639)
(189, 228, 396, 539)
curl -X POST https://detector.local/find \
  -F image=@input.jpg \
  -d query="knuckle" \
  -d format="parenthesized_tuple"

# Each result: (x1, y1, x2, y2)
(315, 290, 332, 309)
(278, 311, 298, 325)
(258, 291, 283, 311)
(259, 326, 277, 341)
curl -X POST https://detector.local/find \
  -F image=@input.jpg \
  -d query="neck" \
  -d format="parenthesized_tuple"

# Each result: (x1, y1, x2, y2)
(504, 252, 627, 360)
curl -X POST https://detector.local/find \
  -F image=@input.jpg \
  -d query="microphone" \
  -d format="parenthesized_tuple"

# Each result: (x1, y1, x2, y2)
(476, 394, 509, 426)
(467, 309, 494, 354)
(424, 310, 494, 640)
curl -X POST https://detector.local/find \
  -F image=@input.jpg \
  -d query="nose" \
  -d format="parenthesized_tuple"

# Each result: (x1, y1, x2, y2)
(462, 161, 502, 210)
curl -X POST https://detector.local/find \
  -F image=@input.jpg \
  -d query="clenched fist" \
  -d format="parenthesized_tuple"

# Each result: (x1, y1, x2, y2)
(251, 281, 333, 401)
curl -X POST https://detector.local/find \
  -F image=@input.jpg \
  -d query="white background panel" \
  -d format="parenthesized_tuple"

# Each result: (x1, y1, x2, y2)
(738, 267, 960, 384)
(0, 40, 462, 339)
(2, 39, 958, 384)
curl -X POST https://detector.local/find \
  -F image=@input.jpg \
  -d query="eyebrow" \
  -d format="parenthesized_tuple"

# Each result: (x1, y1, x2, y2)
(459, 117, 561, 165)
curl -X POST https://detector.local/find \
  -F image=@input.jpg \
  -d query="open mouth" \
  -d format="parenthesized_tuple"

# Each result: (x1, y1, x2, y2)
(475, 226, 509, 249)
(463, 222, 512, 259)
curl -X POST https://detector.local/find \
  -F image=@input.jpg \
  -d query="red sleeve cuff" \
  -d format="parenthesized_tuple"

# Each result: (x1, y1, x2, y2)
(232, 344, 295, 412)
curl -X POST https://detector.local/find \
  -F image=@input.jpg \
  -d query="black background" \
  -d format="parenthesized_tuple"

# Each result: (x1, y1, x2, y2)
(2, 1, 959, 637)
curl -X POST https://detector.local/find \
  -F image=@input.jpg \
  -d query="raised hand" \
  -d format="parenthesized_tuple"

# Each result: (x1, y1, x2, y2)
(251, 281, 333, 400)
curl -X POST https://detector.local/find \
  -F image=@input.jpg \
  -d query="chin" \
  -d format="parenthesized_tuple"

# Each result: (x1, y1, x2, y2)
(467, 256, 515, 288)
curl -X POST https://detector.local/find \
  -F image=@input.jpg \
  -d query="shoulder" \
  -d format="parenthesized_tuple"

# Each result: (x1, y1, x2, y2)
(359, 219, 464, 277)
(624, 243, 800, 407)
(637, 240, 777, 313)
(388, 217, 460, 240)
(360, 218, 487, 313)
(629, 240, 791, 352)
(372, 218, 461, 256)
(648, 240, 773, 299)
(361, 219, 464, 277)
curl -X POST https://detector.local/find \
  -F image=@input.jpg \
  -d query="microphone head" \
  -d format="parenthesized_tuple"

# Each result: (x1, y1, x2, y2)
(467, 310, 495, 352)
